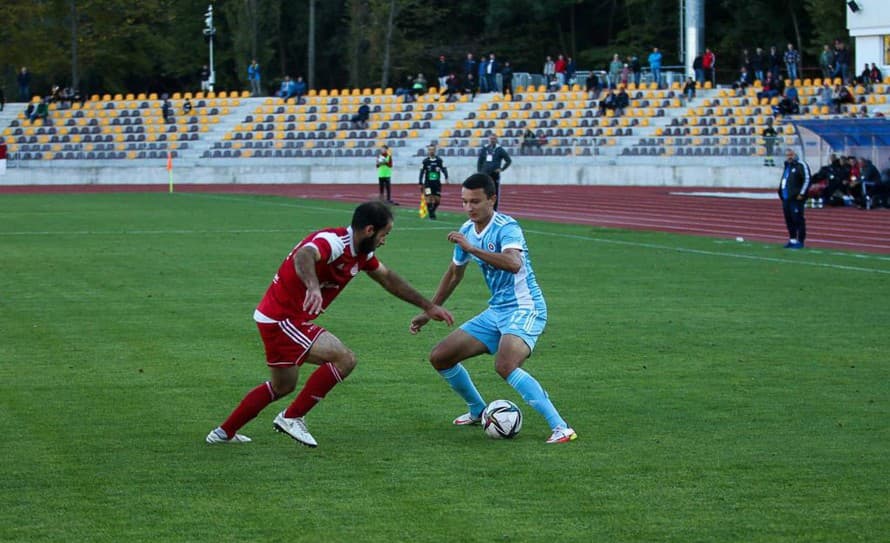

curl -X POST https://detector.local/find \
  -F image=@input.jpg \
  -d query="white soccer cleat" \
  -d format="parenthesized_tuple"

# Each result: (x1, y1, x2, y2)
(452, 412, 483, 426)
(545, 426, 578, 444)
(273, 411, 318, 447)
(205, 427, 252, 444)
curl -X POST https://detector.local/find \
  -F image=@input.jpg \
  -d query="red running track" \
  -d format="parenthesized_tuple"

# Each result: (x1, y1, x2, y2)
(3, 183, 888, 254)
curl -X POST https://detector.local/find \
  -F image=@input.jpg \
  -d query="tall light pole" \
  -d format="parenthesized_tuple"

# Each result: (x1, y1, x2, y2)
(203, 5, 216, 92)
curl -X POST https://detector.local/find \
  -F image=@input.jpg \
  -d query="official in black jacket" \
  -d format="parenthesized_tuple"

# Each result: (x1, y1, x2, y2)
(778, 148, 811, 249)
(476, 135, 512, 210)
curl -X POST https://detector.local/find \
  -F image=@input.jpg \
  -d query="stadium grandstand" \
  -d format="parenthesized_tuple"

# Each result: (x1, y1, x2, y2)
(2, 76, 889, 188)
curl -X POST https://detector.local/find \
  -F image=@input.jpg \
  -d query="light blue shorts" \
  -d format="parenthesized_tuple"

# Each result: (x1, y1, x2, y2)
(460, 307, 547, 354)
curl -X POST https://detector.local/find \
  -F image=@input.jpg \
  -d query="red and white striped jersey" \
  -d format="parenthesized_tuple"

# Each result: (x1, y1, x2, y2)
(255, 226, 380, 322)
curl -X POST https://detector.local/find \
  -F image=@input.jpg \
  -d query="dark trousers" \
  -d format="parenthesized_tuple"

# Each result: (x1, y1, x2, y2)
(782, 198, 806, 242)
(378, 177, 391, 200)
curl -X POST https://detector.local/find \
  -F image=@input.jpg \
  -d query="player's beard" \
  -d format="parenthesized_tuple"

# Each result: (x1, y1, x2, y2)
(357, 233, 377, 255)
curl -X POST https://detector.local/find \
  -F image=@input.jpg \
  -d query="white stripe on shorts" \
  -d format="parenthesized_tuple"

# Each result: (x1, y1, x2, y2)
(279, 319, 312, 349)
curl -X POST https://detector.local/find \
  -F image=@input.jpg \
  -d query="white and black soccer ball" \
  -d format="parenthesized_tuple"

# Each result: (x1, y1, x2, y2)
(482, 399, 522, 439)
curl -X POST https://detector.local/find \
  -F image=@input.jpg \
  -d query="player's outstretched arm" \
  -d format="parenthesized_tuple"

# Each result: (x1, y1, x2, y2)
(367, 264, 454, 327)
(409, 262, 465, 334)
(294, 245, 324, 315)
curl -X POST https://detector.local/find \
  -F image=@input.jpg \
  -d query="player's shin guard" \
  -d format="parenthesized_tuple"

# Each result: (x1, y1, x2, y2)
(506, 368, 568, 430)
(439, 363, 486, 416)
(284, 362, 343, 418)
(221, 381, 280, 437)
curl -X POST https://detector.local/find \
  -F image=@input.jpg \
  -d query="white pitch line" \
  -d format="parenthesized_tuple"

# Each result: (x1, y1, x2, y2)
(524, 229, 890, 274)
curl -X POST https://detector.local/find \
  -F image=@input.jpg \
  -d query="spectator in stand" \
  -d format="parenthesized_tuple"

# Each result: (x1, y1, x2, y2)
(520, 129, 543, 155)
(412, 73, 427, 96)
(819, 45, 834, 81)
(501, 61, 514, 97)
(394, 75, 415, 102)
(784, 43, 801, 81)
(757, 73, 783, 100)
(817, 81, 833, 108)
(161, 98, 174, 124)
(619, 62, 631, 88)
(444, 73, 460, 102)
(351, 103, 371, 129)
(767, 45, 782, 81)
(693, 53, 705, 85)
(248, 59, 262, 96)
(554, 54, 567, 87)
(683, 77, 696, 101)
(31, 98, 49, 123)
(17, 67, 31, 102)
(463, 53, 477, 81)
(629, 55, 642, 87)
(292, 76, 307, 103)
(774, 84, 800, 116)
(615, 87, 630, 116)
(277, 76, 296, 99)
(751, 47, 766, 82)
(739, 48, 752, 74)
(586, 71, 602, 99)
(648, 47, 663, 87)
(566, 56, 576, 84)
(0, 86, 5, 111)
(183, 97, 193, 114)
(869, 63, 882, 85)
(831, 84, 854, 113)
(484, 53, 499, 93)
(608, 54, 622, 89)
(833, 40, 850, 83)
(543, 56, 555, 88)
(732, 66, 751, 94)
(598, 89, 617, 116)
(702, 48, 716, 85)
(200, 65, 211, 92)
(436, 55, 449, 91)
(477, 55, 488, 93)
(857, 63, 872, 85)
(461, 73, 478, 101)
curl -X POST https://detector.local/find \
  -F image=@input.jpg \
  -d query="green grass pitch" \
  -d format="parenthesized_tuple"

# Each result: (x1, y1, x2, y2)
(1, 192, 888, 542)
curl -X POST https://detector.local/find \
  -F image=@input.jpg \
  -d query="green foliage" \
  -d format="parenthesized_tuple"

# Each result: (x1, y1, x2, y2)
(0, 0, 853, 96)
(1, 192, 889, 542)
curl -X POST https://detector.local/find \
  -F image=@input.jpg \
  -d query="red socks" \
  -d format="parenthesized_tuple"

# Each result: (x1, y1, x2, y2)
(220, 381, 278, 438)
(284, 363, 343, 418)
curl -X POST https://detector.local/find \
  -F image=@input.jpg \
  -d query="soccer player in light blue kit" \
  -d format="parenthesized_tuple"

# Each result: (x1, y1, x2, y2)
(410, 173, 577, 444)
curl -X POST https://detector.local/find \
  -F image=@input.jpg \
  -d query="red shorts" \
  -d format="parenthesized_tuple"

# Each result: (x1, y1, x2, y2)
(256, 319, 326, 367)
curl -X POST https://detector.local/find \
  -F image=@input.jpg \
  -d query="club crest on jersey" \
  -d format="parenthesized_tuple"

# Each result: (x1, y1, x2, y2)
(487, 242, 496, 251)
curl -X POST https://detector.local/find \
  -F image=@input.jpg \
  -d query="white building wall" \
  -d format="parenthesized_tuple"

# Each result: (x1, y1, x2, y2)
(847, 0, 890, 71)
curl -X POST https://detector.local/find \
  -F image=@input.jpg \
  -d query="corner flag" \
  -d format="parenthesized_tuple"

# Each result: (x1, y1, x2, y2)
(419, 195, 428, 219)
(166, 151, 173, 193)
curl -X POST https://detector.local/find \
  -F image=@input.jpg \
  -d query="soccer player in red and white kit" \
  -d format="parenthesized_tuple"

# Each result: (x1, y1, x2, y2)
(206, 201, 453, 447)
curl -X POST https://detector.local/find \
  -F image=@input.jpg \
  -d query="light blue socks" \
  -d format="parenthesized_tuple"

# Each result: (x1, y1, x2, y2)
(506, 368, 567, 430)
(438, 364, 486, 417)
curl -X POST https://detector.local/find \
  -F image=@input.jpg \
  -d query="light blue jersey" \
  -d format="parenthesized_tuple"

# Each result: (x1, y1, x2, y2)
(453, 213, 547, 354)
(453, 213, 547, 312)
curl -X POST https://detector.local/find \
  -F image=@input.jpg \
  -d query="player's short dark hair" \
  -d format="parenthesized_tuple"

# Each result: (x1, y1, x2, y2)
(463, 173, 496, 197)
(352, 201, 393, 231)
